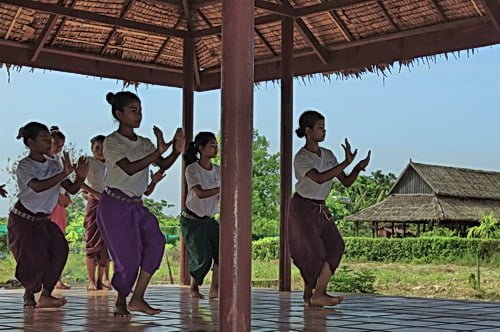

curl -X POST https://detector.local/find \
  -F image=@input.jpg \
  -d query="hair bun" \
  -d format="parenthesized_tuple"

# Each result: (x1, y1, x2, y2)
(295, 127, 305, 138)
(106, 92, 115, 105)
(16, 127, 24, 140)
(50, 125, 59, 132)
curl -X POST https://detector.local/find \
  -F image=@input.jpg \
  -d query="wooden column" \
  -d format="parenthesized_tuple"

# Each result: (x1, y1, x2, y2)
(219, 0, 254, 330)
(279, 17, 293, 292)
(180, 35, 194, 286)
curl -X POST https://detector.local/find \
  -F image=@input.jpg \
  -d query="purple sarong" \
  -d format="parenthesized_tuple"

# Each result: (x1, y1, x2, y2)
(84, 197, 110, 267)
(96, 188, 166, 296)
(288, 193, 345, 289)
(8, 201, 69, 293)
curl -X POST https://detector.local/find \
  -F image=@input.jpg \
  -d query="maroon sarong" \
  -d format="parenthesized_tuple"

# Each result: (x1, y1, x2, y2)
(8, 201, 69, 293)
(288, 193, 345, 289)
(84, 197, 109, 267)
(97, 188, 166, 296)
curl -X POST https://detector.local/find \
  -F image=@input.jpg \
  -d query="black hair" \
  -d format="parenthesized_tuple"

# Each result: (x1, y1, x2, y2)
(295, 110, 325, 138)
(90, 135, 106, 147)
(50, 125, 65, 140)
(106, 91, 141, 120)
(16, 122, 49, 146)
(183, 132, 217, 166)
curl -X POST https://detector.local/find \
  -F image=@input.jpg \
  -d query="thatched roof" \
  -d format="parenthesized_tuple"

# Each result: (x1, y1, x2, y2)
(346, 194, 500, 223)
(347, 162, 500, 223)
(0, 0, 499, 90)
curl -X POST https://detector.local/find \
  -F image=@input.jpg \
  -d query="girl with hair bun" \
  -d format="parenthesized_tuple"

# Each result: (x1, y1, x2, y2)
(181, 132, 220, 299)
(289, 110, 371, 307)
(97, 91, 185, 317)
(8, 121, 89, 308)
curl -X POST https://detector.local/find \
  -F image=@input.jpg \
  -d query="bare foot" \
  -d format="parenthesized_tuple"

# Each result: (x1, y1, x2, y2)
(310, 293, 342, 307)
(114, 297, 130, 317)
(37, 293, 67, 308)
(190, 288, 204, 299)
(128, 298, 161, 315)
(208, 287, 218, 299)
(303, 297, 312, 307)
(99, 280, 113, 290)
(23, 291, 36, 308)
(325, 293, 344, 304)
(55, 281, 71, 290)
(87, 281, 98, 291)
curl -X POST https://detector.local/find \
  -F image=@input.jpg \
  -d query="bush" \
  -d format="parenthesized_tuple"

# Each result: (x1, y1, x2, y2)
(252, 237, 500, 263)
(328, 266, 376, 293)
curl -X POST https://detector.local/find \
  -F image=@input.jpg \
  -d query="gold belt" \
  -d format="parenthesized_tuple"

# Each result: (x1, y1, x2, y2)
(11, 207, 51, 222)
(105, 188, 142, 204)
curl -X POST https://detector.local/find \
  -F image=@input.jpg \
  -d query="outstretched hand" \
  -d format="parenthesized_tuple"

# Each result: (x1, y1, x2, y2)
(355, 150, 371, 172)
(341, 138, 357, 164)
(74, 156, 90, 178)
(150, 169, 166, 184)
(172, 128, 186, 154)
(61, 151, 74, 176)
(154, 126, 171, 155)
(0, 184, 7, 198)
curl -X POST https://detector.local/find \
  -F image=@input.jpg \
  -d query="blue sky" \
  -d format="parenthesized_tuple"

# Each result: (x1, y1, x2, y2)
(1, 45, 499, 216)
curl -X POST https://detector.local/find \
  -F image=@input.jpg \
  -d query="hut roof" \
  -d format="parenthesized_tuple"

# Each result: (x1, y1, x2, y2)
(347, 162, 500, 223)
(345, 194, 500, 223)
(0, 0, 499, 90)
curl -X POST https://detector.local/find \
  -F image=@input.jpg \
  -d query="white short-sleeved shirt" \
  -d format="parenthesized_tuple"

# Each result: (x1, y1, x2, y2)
(85, 157, 106, 193)
(103, 131, 156, 197)
(16, 156, 63, 214)
(294, 147, 338, 201)
(185, 162, 221, 218)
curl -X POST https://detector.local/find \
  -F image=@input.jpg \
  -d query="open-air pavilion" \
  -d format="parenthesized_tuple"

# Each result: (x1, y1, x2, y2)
(0, 0, 499, 330)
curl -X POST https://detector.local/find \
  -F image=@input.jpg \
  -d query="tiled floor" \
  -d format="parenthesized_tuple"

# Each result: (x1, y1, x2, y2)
(0, 286, 498, 331)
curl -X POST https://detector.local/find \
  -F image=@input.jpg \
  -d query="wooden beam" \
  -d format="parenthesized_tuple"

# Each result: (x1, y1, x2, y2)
(325, 7, 353, 42)
(30, 0, 65, 62)
(377, 1, 399, 32)
(0, 39, 184, 87)
(5, 8, 22, 40)
(255, 26, 277, 56)
(0, 0, 187, 38)
(181, 0, 201, 90)
(100, 0, 135, 55)
(428, 0, 447, 22)
(294, 19, 329, 64)
(154, 16, 183, 63)
(479, 0, 500, 31)
(199, 18, 499, 90)
(192, 0, 372, 37)
(255, 0, 294, 17)
(49, 0, 77, 47)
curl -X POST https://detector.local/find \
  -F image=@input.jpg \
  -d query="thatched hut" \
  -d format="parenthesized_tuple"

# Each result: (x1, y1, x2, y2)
(346, 162, 500, 237)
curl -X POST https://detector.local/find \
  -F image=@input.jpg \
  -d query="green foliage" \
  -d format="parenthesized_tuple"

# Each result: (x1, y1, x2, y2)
(421, 226, 458, 238)
(467, 212, 500, 240)
(252, 236, 500, 263)
(328, 266, 376, 293)
(65, 195, 86, 249)
(143, 198, 180, 239)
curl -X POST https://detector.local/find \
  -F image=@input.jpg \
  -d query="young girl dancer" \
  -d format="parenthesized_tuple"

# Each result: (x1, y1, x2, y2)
(8, 122, 88, 308)
(288, 110, 370, 307)
(81, 135, 112, 291)
(181, 132, 220, 300)
(97, 91, 185, 317)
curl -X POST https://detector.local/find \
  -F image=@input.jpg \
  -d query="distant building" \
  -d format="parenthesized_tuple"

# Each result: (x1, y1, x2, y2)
(346, 162, 500, 237)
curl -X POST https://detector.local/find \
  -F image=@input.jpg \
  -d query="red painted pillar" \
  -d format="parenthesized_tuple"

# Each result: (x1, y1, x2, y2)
(180, 35, 194, 286)
(219, 0, 254, 330)
(279, 17, 294, 292)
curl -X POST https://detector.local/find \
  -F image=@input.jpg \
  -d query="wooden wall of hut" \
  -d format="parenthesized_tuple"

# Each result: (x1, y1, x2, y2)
(392, 167, 433, 195)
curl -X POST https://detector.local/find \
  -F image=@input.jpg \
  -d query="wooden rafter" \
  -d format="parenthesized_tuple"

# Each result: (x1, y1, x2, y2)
(49, 0, 76, 47)
(100, 0, 135, 56)
(0, 0, 187, 38)
(192, 0, 377, 37)
(30, 0, 65, 62)
(5, 7, 22, 40)
(325, 8, 352, 42)
(255, 26, 277, 56)
(479, 0, 500, 31)
(255, 0, 294, 17)
(153, 16, 183, 63)
(377, 1, 399, 32)
(428, 0, 448, 22)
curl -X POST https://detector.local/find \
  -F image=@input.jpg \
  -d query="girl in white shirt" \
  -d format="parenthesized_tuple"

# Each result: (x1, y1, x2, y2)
(288, 110, 370, 307)
(180, 132, 221, 300)
(97, 91, 184, 317)
(8, 121, 88, 309)
(81, 135, 111, 291)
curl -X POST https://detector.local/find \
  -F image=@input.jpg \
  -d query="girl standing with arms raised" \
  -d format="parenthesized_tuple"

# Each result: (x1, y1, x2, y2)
(288, 110, 370, 307)
(8, 122, 88, 308)
(81, 135, 111, 291)
(181, 132, 220, 300)
(97, 91, 184, 317)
